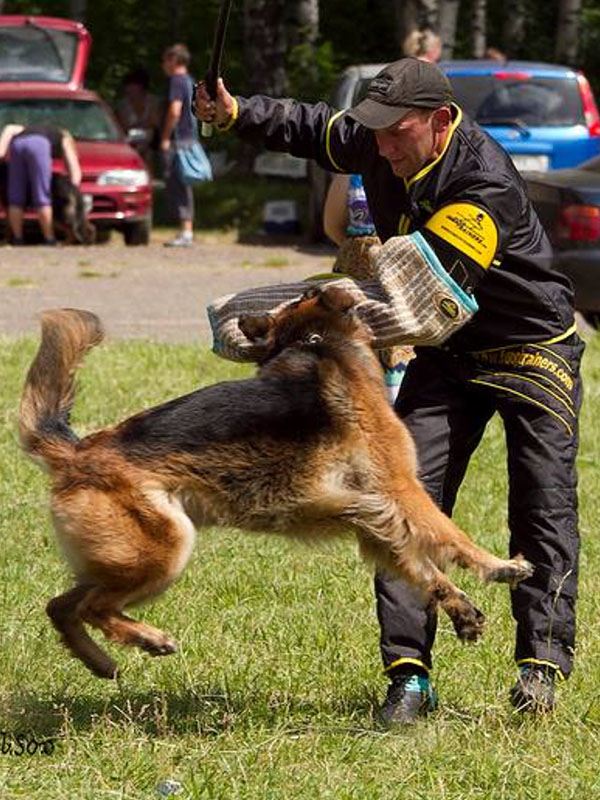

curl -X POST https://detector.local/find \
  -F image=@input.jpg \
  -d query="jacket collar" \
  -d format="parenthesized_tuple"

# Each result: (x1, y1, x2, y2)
(404, 103, 462, 189)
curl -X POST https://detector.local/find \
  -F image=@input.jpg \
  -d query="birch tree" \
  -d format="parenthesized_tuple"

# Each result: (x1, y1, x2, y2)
(438, 0, 460, 59)
(387, 0, 440, 52)
(69, 0, 87, 22)
(502, 0, 526, 56)
(554, 0, 582, 64)
(472, 0, 487, 57)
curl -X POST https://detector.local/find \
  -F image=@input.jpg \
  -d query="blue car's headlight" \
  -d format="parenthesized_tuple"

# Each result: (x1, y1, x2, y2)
(96, 169, 149, 187)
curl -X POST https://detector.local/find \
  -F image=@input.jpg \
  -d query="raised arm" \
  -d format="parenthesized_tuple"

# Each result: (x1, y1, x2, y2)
(194, 77, 369, 174)
(61, 132, 82, 187)
(0, 124, 24, 159)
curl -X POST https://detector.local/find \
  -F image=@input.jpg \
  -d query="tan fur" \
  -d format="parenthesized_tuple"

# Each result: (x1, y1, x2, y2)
(19, 293, 533, 680)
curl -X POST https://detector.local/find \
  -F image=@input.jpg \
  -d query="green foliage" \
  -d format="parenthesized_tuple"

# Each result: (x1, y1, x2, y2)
(4, 0, 600, 100)
(1, 329, 600, 797)
(287, 41, 337, 102)
(153, 174, 309, 237)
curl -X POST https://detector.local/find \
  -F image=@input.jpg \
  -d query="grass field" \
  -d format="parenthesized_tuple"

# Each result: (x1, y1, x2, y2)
(1, 330, 600, 799)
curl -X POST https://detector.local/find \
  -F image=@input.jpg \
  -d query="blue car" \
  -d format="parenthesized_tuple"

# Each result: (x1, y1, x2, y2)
(330, 60, 600, 172)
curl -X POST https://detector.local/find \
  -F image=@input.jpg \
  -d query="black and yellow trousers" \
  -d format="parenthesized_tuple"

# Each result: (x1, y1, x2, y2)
(375, 333, 585, 680)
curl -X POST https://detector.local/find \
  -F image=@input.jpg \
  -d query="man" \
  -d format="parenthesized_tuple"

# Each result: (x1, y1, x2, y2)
(161, 43, 196, 247)
(0, 124, 82, 245)
(195, 58, 583, 724)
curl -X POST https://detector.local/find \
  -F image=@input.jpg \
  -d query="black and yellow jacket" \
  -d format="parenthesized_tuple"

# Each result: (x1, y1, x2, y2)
(231, 95, 575, 352)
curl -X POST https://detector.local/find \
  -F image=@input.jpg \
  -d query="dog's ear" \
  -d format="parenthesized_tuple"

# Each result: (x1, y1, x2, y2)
(300, 284, 323, 301)
(238, 314, 273, 342)
(317, 286, 356, 314)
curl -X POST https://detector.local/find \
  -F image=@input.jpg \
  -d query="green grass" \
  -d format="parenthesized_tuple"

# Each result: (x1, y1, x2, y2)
(1, 332, 600, 799)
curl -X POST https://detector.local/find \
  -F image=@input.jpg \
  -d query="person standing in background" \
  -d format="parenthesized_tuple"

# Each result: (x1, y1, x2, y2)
(402, 29, 442, 63)
(323, 172, 414, 403)
(116, 67, 162, 173)
(161, 44, 196, 248)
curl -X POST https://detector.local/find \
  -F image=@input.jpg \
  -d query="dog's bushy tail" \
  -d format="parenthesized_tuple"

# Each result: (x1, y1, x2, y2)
(19, 309, 104, 467)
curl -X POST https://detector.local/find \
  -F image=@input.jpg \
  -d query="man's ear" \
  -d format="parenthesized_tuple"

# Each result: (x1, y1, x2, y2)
(432, 106, 452, 134)
(238, 314, 273, 342)
(318, 285, 356, 313)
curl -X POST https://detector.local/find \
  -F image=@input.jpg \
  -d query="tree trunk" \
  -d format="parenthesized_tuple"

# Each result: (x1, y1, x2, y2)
(555, 0, 582, 65)
(472, 0, 487, 58)
(502, 0, 526, 56)
(438, 0, 460, 59)
(243, 0, 288, 95)
(69, 0, 87, 22)
(420, 0, 440, 30)
(388, 0, 420, 50)
(166, 0, 182, 43)
(287, 0, 319, 47)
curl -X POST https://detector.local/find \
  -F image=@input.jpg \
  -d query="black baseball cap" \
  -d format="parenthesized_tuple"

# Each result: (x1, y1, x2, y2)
(348, 58, 454, 130)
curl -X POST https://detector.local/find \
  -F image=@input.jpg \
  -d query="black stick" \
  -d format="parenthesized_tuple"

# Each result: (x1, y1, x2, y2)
(200, 0, 234, 137)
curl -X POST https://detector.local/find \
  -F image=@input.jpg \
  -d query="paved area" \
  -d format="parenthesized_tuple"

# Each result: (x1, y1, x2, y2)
(0, 235, 336, 343)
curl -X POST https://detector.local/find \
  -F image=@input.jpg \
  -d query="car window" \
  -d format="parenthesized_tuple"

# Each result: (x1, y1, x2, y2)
(449, 75, 584, 127)
(351, 73, 584, 128)
(0, 25, 77, 83)
(0, 99, 121, 141)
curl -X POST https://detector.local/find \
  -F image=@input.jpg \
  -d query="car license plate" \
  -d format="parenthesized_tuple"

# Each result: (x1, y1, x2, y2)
(511, 154, 549, 172)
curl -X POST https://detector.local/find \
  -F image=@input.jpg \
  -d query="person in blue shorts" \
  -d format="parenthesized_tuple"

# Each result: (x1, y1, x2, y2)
(0, 124, 81, 245)
(160, 43, 197, 248)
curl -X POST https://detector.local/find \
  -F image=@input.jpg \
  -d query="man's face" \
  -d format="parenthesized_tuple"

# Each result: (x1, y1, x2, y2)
(374, 109, 439, 179)
(162, 54, 175, 76)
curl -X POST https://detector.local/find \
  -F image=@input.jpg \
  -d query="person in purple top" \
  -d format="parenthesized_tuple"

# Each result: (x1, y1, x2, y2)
(161, 43, 198, 248)
(0, 124, 82, 245)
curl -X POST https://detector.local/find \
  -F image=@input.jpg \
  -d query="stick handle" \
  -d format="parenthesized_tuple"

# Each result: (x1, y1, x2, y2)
(201, 121, 214, 138)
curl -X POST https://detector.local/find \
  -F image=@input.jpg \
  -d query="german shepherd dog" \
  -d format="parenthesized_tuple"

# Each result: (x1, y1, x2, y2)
(19, 286, 533, 680)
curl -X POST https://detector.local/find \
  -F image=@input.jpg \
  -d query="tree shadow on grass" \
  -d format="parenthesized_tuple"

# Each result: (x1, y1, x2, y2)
(3, 683, 379, 739)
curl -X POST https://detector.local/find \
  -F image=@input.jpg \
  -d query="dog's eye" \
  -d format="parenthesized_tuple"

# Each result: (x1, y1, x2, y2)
(306, 333, 322, 345)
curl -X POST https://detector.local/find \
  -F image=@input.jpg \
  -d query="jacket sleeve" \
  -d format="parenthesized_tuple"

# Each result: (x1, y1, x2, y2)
(418, 172, 527, 293)
(235, 95, 371, 174)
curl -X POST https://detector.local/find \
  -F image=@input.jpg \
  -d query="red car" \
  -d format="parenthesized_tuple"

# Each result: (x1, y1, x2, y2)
(0, 15, 152, 244)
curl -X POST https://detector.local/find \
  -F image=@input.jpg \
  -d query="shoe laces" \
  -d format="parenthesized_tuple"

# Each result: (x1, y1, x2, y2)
(519, 663, 556, 685)
(387, 670, 431, 703)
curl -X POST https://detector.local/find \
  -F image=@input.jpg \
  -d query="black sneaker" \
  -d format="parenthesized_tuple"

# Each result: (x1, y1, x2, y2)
(378, 668, 438, 728)
(509, 663, 556, 713)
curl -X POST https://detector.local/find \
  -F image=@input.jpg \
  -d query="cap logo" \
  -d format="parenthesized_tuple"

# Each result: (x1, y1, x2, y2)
(369, 76, 393, 98)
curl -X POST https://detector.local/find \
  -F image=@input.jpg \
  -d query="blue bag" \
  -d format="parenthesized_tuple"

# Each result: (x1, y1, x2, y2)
(174, 142, 213, 185)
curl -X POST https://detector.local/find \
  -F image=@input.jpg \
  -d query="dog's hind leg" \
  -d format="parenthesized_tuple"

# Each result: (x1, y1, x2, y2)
(77, 586, 178, 658)
(46, 586, 119, 679)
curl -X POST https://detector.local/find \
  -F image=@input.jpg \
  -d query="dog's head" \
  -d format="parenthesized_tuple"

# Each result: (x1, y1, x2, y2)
(238, 284, 371, 363)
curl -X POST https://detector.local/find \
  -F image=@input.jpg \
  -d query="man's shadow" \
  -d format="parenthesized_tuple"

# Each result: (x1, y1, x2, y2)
(4, 682, 377, 739)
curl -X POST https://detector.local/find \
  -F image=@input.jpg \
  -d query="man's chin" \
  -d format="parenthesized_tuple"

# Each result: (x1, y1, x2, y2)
(390, 164, 409, 178)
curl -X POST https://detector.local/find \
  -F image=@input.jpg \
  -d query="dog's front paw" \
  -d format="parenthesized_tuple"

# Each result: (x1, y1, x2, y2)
(487, 555, 534, 587)
(447, 593, 486, 642)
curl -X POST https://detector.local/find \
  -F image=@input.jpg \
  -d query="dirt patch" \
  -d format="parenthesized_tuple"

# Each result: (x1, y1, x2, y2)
(0, 235, 336, 343)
